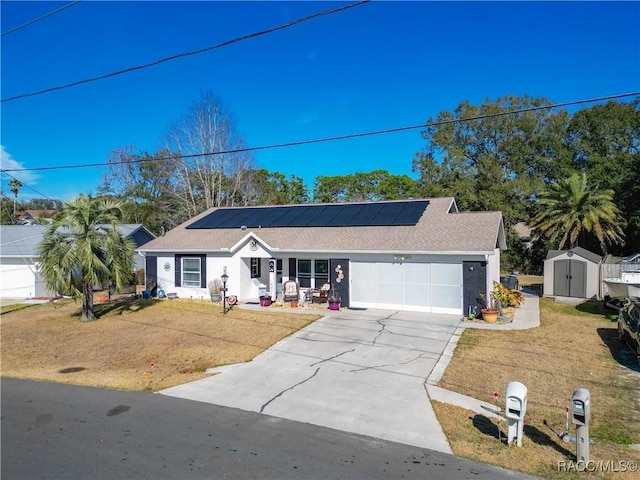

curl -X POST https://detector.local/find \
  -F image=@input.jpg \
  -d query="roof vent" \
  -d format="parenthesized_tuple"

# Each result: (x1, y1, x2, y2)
(241, 225, 247, 230)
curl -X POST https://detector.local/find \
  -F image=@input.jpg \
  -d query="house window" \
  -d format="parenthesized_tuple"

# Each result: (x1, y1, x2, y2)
(276, 259, 283, 285)
(298, 259, 328, 288)
(298, 259, 312, 288)
(182, 258, 201, 287)
(315, 259, 329, 286)
(250, 258, 261, 278)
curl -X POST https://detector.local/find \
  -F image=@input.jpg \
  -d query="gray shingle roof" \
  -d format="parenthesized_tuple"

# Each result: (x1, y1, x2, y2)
(139, 197, 505, 254)
(0, 225, 49, 257)
(546, 246, 602, 264)
(0, 224, 153, 257)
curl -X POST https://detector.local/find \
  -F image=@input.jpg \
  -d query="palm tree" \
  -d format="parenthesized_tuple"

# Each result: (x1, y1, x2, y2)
(38, 195, 136, 321)
(9, 178, 23, 215)
(530, 172, 625, 255)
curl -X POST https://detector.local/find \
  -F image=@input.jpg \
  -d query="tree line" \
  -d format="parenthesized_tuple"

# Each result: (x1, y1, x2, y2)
(3, 92, 638, 274)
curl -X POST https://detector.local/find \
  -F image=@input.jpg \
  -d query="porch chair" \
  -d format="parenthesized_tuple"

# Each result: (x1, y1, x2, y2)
(312, 282, 332, 303)
(252, 278, 267, 297)
(283, 280, 300, 302)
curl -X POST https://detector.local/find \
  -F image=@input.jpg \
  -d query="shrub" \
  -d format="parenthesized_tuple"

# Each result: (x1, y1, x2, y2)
(491, 281, 524, 308)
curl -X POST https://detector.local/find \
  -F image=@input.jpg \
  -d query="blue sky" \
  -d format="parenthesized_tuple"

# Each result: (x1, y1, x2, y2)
(1, 1, 639, 202)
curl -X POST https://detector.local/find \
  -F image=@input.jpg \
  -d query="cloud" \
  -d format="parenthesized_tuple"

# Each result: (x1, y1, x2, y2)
(0, 145, 39, 185)
(297, 103, 327, 125)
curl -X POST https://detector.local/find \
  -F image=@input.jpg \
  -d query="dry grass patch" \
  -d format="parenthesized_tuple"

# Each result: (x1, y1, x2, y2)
(434, 297, 640, 479)
(1, 298, 319, 391)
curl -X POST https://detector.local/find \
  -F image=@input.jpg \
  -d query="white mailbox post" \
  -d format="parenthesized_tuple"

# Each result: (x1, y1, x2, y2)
(571, 388, 591, 464)
(505, 381, 528, 447)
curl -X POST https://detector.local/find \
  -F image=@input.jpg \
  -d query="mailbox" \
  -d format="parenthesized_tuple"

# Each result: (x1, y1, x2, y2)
(505, 381, 528, 447)
(571, 388, 590, 426)
(571, 387, 591, 464)
(506, 381, 528, 420)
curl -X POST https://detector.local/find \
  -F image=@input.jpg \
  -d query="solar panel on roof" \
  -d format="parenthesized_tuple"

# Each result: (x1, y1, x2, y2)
(186, 200, 429, 229)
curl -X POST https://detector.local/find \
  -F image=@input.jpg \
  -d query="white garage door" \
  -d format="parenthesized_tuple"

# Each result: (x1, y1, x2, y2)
(0, 262, 37, 298)
(351, 261, 462, 314)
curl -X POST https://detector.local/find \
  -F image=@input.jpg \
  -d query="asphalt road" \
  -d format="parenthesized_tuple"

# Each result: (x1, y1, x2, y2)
(1, 378, 536, 480)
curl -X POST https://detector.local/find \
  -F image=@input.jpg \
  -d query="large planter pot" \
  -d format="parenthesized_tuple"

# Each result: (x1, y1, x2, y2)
(481, 308, 499, 323)
(260, 296, 272, 307)
(328, 300, 341, 311)
(210, 293, 222, 303)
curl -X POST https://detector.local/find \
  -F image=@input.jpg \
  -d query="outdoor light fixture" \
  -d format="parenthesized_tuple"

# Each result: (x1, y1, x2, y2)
(221, 267, 229, 314)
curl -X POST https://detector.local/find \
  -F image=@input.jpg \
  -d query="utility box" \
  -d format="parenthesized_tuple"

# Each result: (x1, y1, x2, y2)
(571, 388, 591, 464)
(506, 381, 528, 447)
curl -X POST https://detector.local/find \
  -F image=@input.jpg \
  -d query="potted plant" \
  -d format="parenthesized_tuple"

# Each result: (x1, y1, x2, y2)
(480, 288, 499, 323)
(327, 284, 341, 311)
(480, 303, 499, 323)
(208, 279, 222, 303)
(480, 281, 524, 323)
(260, 294, 272, 307)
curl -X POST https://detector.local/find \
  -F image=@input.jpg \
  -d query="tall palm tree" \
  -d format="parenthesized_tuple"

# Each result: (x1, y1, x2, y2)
(8, 178, 23, 215)
(530, 172, 625, 255)
(38, 195, 136, 321)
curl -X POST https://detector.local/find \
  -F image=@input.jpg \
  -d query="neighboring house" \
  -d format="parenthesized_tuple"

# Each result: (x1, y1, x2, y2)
(0, 225, 51, 298)
(110, 224, 157, 271)
(17, 210, 57, 225)
(0, 224, 155, 299)
(138, 198, 506, 316)
(512, 222, 538, 251)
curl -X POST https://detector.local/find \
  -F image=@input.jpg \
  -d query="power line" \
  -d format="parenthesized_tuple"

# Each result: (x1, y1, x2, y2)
(1, 91, 637, 175)
(0, 171, 55, 201)
(1, 1, 82, 37)
(0, 0, 370, 103)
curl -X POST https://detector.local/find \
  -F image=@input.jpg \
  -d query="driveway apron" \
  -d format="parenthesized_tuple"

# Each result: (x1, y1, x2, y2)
(160, 308, 461, 454)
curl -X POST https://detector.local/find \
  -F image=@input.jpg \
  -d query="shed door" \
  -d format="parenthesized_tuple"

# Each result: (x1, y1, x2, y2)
(553, 260, 570, 297)
(553, 259, 586, 298)
(569, 260, 586, 298)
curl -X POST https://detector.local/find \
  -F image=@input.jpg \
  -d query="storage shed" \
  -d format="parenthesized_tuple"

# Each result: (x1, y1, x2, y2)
(543, 247, 602, 299)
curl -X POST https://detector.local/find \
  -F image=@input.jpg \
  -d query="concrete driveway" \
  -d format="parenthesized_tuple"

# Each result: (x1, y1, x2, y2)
(161, 308, 461, 454)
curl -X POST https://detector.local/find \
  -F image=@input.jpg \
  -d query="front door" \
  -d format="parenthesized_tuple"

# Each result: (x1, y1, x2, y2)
(330, 258, 350, 307)
(145, 256, 157, 296)
(463, 260, 487, 317)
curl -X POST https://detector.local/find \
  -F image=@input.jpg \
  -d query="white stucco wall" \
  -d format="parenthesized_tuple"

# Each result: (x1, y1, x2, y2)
(151, 251, 263, 301)
(487, 248, 501, 296)
(143, 242, 502, 314)
(543, 258, 554, 297)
